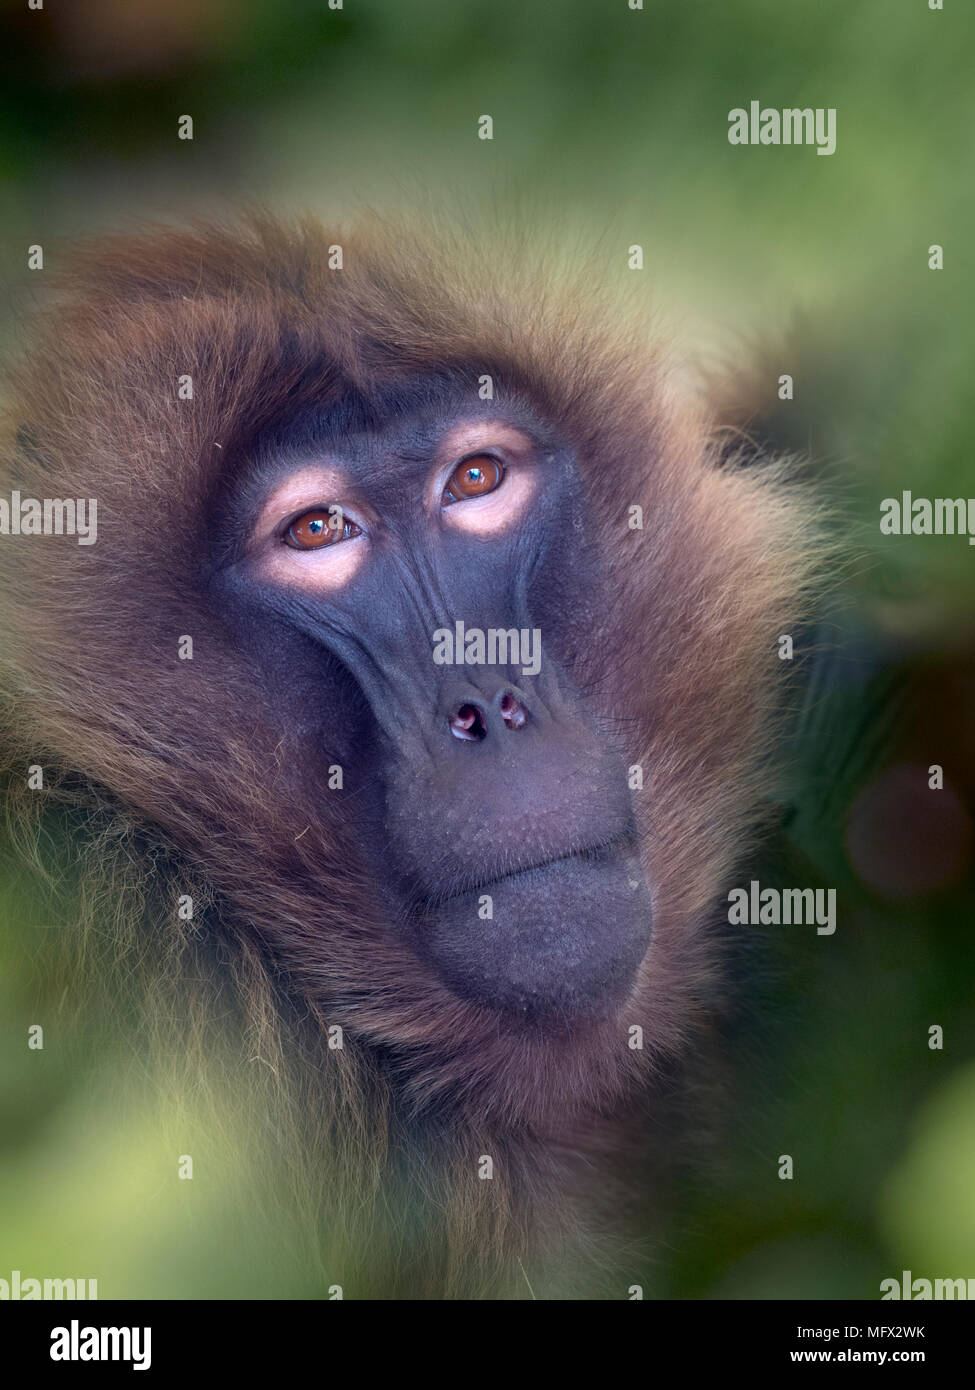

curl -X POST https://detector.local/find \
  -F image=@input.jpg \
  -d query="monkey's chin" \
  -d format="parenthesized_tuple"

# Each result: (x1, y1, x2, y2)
(415, 848, 652, 1024)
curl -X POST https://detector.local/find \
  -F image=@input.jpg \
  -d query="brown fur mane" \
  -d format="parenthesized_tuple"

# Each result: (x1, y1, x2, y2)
(0, 211, 823, 1296)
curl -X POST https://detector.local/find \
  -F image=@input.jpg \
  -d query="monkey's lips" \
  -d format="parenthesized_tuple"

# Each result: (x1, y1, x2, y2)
(412, 844, 652, 1022)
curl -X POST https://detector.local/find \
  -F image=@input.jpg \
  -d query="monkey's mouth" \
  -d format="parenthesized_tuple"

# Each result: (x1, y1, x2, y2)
(410, 842, 653, 1022)
(426, 840, 625, 907)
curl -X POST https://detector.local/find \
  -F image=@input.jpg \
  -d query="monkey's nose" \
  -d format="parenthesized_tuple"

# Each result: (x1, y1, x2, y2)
(448, 689, 529, 742)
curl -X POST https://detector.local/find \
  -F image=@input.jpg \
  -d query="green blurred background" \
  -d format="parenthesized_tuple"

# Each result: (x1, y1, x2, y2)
(1, 0, 974, 1298)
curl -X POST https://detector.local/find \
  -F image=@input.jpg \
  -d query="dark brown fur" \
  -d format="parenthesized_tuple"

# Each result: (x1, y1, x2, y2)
(0, 213, 821, 1297)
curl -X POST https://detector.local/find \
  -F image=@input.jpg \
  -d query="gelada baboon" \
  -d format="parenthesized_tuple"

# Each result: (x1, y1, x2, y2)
(0, 214, 820, 1298)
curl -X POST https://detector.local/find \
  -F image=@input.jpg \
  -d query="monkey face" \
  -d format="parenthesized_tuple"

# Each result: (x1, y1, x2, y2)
(207, 376, 652, 1023)
(1, 216, 814, 1134)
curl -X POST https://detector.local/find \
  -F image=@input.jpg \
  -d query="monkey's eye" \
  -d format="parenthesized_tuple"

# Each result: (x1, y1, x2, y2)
(443, 455, 504, 504)
(283, 509, 361, 550)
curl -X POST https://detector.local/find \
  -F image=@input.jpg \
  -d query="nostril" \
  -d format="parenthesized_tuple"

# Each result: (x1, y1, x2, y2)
(499, 692, 528, 730)
(448, 693, 529, 741)
(449, 702, 487, 742)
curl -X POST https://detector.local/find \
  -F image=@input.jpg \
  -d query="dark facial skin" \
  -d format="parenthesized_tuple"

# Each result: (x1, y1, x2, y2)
(208, 377, 652, 1023)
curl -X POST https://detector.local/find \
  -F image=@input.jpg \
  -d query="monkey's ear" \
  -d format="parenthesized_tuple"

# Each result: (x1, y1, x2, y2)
(784, 620, 911, 871)
(705, 312, 839, 480)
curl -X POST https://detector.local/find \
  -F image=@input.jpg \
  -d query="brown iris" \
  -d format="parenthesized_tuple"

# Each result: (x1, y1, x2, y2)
(284, 509, 360, 550)
(444, 455, 504, 503)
